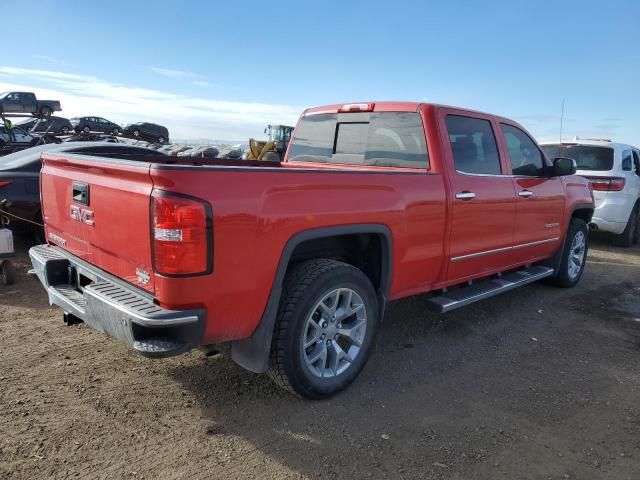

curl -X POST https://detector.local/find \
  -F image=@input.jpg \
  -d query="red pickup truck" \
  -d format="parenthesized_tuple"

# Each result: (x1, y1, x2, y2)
(30, 102, 594, 398)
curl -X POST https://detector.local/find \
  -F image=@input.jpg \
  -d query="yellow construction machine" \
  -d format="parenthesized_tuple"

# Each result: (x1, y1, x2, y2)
(246, 124, 294, 162)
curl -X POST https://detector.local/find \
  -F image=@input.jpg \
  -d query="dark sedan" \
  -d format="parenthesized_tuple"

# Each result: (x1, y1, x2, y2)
(0, 143, 164, 240)
(17, 116, 73, 135)
(70, 116, 122, 135)
(123, 122, 169, 144)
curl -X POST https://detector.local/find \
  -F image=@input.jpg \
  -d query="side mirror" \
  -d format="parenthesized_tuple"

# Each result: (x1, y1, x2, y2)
(551, 157, 577, 177)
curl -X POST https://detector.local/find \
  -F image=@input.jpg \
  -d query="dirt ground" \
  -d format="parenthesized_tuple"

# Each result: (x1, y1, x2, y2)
(1, 235, 639, 480)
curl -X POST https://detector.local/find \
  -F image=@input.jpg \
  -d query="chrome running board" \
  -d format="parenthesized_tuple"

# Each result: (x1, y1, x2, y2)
(428, 266, 554, 313)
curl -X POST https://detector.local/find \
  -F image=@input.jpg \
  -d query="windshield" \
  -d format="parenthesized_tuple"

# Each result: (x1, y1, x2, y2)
(541, 144, 614, 171)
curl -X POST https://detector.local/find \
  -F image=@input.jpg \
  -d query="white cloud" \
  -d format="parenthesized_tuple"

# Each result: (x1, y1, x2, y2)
(150, 67, 215, 88)
(151, 66, 200, 80)
(33, 55, 68, 66)
(0, 66, 300, 141)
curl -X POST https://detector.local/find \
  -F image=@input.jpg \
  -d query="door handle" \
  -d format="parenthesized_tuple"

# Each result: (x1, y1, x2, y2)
(518, 190, 533, 198)
(455, 191, 476, 200)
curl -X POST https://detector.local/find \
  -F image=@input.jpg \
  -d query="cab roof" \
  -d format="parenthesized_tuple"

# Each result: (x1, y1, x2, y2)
(303, 101, 515, 124)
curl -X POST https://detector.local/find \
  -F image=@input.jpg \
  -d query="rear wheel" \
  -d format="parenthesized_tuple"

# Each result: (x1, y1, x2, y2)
(1, 260, 16, 285)
(157, 136, 165, 144)
(611, 205, 639, 247)
(39, 106, 52, 118)
(82, 126, 90, 133)
(268, 259, 379, 399)
(61, 126, 69, 134)
(111, 127, 121, 135)
(549, 218, 588, 288)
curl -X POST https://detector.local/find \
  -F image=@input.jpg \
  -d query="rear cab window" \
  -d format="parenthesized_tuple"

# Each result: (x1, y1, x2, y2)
(287, 111, 429, 169)
(540, 144, 614, 171)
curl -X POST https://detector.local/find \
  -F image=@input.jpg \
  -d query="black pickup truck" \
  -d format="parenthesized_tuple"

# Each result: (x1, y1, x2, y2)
(0, 91, 62, 117)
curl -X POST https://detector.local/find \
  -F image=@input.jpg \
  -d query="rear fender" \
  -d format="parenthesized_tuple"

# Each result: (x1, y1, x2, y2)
(231, 224, 392, 373)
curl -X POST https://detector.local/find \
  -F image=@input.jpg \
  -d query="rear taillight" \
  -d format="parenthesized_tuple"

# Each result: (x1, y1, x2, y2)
(151, 191, 212, 276)
(0, 180, 13, 188)
(586, 176, 625, 192)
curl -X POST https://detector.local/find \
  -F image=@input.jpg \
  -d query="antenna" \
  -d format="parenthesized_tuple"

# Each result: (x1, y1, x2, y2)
(559, 98, 565, 143)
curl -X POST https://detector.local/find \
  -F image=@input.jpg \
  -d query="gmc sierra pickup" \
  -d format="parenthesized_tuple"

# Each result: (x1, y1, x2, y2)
(30, 102, 594, 398)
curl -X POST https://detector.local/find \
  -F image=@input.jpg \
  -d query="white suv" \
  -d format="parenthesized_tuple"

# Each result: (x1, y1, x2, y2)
(541, 139, 640, 246)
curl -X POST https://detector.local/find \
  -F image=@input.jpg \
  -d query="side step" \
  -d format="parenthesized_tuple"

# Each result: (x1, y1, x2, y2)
(133, 337, 189, 358)
(428, 266, 554, 313)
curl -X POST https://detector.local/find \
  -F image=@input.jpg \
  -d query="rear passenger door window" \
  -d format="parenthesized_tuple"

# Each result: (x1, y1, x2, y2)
(501, 124, 545, 176)
(445, 115, 501, 175)
(621, 149, 633, 171)
(632, 151, 640, 177)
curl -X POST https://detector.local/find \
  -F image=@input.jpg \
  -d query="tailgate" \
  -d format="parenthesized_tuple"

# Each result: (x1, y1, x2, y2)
(40, 153, 155, 293)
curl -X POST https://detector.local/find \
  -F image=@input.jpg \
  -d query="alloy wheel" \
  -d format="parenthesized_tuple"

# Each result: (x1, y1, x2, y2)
(568, 230, 586, 279)
(302, 288, 367, 378)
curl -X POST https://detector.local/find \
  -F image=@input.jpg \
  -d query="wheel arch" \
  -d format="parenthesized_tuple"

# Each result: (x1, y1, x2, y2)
(542, 203, 593, 275)
(571, 204, 594, 224)
(231, 224, 393, 373)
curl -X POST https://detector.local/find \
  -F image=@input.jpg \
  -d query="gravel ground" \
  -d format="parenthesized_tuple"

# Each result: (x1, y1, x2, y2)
(1, 235, 639, 480)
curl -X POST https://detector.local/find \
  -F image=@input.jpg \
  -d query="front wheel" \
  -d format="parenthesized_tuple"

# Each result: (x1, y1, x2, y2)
(268, 259, 380, 399)
(112, 127, 121, 135)
(549, 218, 588, 288)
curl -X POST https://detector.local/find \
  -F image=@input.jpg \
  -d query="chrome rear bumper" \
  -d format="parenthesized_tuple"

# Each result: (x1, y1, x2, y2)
(29, 244, 205, 357)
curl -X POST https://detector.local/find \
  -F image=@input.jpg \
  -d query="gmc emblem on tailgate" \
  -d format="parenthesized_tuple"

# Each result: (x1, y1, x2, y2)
(70, 205, 95, 226)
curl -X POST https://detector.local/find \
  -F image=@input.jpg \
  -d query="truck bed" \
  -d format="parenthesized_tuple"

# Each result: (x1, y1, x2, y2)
(39, 151, 447, 343)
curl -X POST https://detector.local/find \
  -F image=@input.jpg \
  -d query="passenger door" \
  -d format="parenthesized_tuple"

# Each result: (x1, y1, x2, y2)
(22, 93, 36, 113)
(499, 123, 565, 261)
(3, 93, 21, 112)
(442, 112, 517, 281)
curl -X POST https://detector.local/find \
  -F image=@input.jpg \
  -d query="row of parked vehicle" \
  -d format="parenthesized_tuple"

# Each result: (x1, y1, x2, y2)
(15, 116, 170, 144)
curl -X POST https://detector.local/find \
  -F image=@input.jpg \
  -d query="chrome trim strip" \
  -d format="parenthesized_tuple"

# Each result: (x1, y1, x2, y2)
(451, 237, 560, 262)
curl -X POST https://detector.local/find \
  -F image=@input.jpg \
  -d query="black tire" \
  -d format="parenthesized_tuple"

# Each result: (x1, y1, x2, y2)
(268, 259, 380, 399)
(1, 261, 16, 285)
(157, 136, 165, 144)
(112, 127, 120, 135)
(549, 218, 589, 288)
(61, 126, 69, 134)
(611, 204, 639, 247)
(82, 126, 90, 133)
(39, 106, 52, 118)
(133, 129, 140, 137)
(262, 151, 280, 162)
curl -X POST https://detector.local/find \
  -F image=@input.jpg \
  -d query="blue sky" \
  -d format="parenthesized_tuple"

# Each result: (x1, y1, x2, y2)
(1, 0, 638, 144)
